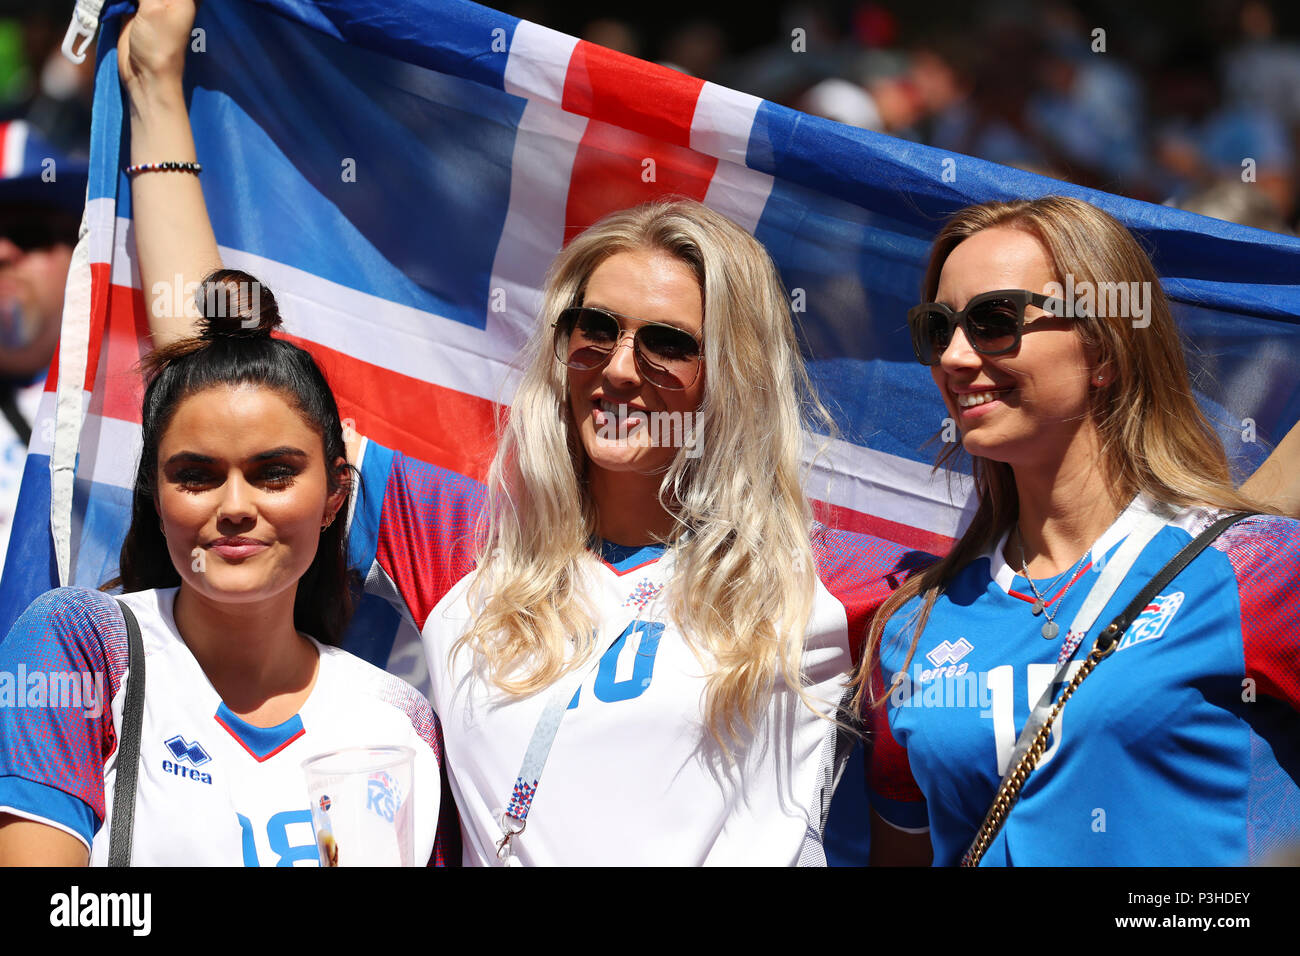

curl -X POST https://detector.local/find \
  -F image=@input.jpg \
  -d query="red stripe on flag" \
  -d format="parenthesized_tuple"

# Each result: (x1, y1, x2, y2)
(562, 41, 704, 148)
(90, 282, 149, 423)
(46, 262, 116, 396)
(80, 285, 499, 481)
(279, 332, 500, 483)
(563, 119, 718, 244)
(89, 262, 115, 392)
(44, 343, 57, 394)
(813, 500, 955, 557)
(0, 122, 9, 178)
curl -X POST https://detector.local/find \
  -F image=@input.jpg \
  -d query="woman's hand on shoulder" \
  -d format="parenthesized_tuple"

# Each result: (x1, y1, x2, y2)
(117, 0, 197, 99)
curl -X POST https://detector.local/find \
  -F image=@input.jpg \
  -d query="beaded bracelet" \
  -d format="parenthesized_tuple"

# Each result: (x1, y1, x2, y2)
(124, 161, 203, 177)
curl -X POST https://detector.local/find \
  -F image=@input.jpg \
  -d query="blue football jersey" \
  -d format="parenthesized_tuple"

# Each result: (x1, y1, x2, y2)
(869, 498, 1300, 865)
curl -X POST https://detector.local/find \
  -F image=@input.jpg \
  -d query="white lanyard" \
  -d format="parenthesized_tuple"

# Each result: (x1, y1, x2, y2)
(1001, 498, 1173, 783)
(494, 612, 639, 866)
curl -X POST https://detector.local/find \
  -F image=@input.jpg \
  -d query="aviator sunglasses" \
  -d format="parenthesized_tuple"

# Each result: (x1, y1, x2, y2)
(553, 306, 704, 390)
(907, 289, 1070, 366)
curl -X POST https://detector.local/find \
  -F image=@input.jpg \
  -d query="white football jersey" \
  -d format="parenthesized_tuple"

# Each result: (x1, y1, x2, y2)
(358, 440, 920, 865)
(424, 549, 855, 866)
(0, 587, 441, 866)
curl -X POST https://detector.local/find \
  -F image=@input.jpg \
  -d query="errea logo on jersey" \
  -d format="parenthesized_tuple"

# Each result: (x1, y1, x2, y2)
(1115, 591, 1184, 653)
(166, 735, 210, 765)
(925, 638, 973, 667)
(913, 638, 975, 684)
(161, 734, 214, 785)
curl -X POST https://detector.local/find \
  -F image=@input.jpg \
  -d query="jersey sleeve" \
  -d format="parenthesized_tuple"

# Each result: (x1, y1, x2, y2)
(1212, 514, 1300, 710)
(811, 526, 936, 664)
(349, 438, 485, 632)
(0, 587, 129, 848)
(811, 527, 932, 831)
(864, 663, 930, 832)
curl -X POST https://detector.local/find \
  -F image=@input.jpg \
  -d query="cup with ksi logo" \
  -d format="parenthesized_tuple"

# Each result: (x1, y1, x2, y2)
(302, 745, 415, 866)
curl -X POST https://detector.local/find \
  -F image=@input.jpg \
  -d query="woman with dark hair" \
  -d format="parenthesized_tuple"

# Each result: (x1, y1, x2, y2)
(116, 272, 357, 645)
(863, 197, 1300, 866)
(0, 273, 448, 866)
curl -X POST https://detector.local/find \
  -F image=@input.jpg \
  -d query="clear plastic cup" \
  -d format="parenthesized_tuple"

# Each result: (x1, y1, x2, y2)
(302, 745, 415, 867)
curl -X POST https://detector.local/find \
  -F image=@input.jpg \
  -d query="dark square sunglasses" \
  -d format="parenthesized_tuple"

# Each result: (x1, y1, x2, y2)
(907, 290, 1070, 366)
(553, 306, 703, 390)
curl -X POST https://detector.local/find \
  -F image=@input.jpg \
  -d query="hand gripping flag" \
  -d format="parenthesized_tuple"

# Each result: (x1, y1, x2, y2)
(4, 0, 1299, 687)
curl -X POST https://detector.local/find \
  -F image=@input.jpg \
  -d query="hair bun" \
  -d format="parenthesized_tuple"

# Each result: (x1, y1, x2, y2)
(194, 269, 282, 339)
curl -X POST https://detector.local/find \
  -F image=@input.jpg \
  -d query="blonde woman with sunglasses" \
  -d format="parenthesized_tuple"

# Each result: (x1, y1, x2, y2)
(862, 197, 1300, 867)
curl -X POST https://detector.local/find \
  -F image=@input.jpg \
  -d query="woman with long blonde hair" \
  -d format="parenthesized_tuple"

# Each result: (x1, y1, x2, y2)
(863, 196, 1300, 866)
(420, 200, 923, 864)
(461, 202, 830, 746)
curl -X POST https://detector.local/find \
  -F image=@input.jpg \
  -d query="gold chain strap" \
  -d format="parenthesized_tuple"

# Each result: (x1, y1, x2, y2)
(960, 633, 1119, 867)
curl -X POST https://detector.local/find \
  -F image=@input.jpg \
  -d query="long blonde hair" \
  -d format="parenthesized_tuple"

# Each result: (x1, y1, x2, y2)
(858, 196, 1264, 698)
(457, 200, 834, 746)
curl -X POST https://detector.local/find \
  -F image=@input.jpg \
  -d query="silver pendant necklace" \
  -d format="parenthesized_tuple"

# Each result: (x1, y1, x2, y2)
(1017, 527, 1090, 640)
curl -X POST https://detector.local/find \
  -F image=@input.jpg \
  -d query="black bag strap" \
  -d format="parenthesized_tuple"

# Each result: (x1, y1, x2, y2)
(108, 599, 146, 868)
(961, 510, 1257, 866)
(1093, 511, 1257, 655)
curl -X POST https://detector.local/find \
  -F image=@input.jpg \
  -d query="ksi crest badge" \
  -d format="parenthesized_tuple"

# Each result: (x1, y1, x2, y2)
(1115, 591, 1185, 652)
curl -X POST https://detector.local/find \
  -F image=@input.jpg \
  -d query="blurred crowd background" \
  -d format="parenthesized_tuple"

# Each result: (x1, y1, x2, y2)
(0, 4, 92, 158)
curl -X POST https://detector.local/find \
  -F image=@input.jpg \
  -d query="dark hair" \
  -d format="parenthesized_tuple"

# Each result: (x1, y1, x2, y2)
(108, 270, 356, 645)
